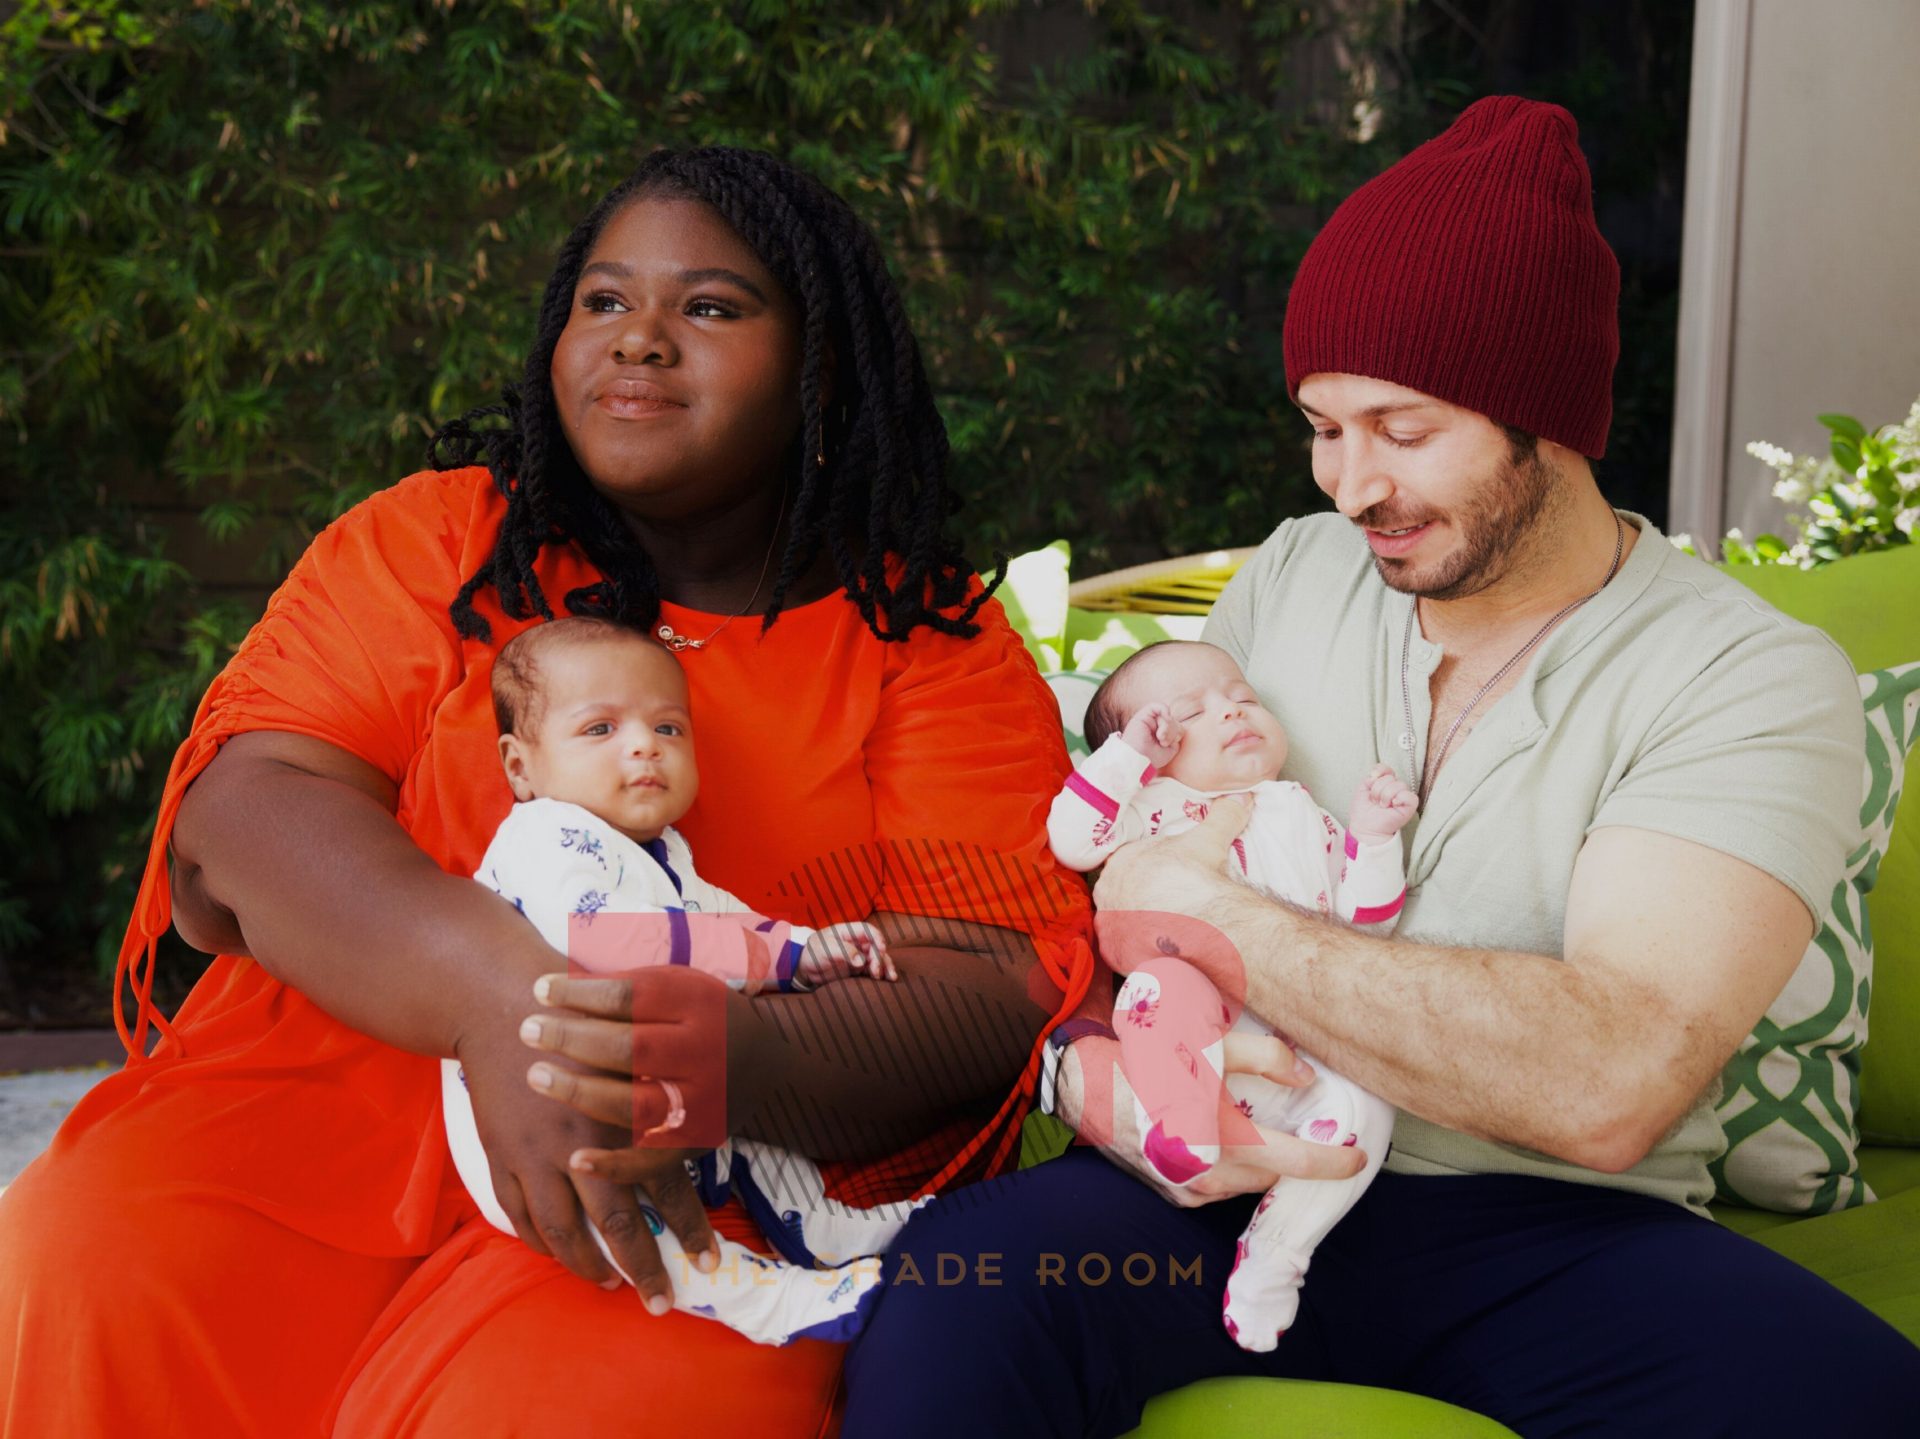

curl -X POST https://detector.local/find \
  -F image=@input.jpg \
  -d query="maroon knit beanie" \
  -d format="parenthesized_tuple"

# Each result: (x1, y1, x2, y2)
(1283, 95, 1620, 458)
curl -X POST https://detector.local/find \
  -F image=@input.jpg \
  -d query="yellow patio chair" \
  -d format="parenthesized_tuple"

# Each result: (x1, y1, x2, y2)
(1065, 548, 1257, 615)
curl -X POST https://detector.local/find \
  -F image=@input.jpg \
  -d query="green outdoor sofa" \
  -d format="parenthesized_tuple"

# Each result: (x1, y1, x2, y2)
(1007, 537, 1920, 1437)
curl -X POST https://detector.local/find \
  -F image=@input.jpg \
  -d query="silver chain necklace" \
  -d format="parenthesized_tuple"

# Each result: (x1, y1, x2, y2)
(1399, 513, 1624, 805)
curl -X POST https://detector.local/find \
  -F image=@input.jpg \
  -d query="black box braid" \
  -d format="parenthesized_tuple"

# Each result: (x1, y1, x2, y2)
(430, 146, 1003, 647)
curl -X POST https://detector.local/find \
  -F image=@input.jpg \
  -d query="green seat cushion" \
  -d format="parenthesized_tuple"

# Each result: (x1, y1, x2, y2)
(1723, 543, 1920, 1141)
(1125, 1377, 1517, 1438)
(1711, 1200, 1797, 1239)
(1722, 542, 1920, 673)
(1746, 1172, 1920, 1345)
(1861, 1143, 1920, 1202)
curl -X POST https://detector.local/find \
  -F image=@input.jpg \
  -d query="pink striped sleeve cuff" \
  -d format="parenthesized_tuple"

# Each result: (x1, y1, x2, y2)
(1350, 890, 1405, 926)
(1065, 770, 1120, 821)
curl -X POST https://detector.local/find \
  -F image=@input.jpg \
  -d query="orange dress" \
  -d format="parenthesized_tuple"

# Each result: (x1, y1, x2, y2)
(0, 467, 1093, 1437)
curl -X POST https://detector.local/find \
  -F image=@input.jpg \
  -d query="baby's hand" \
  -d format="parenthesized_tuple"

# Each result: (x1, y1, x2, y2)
(798, 922, 897, 988)
(1348, 763, 1418, 841)
(1120, 703, 1183, 769)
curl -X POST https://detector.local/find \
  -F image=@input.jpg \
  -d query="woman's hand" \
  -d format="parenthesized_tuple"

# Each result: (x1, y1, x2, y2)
(453, 974, 719, 1315)
(1054, 1031, 1366, 1208)
(517, 966, 735, 1140)
(514, 965, 739, 1294)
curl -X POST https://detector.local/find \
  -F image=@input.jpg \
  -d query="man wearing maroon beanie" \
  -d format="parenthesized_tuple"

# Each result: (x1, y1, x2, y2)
(844, 97, 1918, 1435)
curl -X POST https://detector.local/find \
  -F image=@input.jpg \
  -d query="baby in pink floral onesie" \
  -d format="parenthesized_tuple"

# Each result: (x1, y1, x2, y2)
(1048, 640, 1416, 1350)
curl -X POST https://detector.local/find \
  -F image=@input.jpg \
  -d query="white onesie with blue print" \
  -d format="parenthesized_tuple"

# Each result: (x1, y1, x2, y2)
(441, 798, 914, 1347)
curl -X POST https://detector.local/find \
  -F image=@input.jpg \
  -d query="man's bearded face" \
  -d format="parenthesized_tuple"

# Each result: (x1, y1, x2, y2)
(1357, 437, 1557, 600)
(1296, 373, 1562, 599)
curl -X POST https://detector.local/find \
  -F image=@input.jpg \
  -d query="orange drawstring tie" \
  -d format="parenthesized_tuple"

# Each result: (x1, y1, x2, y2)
(112, 730, 225, 1064)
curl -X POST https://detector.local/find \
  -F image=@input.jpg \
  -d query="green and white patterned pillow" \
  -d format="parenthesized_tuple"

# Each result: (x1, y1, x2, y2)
(1712, 661, 1920, 1213)
(1045, 670, 1108, 760)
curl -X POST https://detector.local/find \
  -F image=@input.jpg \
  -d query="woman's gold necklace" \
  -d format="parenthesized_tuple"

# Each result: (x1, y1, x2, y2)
(654, 486, 788, 654)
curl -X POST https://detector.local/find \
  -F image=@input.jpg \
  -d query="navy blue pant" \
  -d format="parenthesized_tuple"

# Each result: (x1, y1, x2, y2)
(842, 1148, 1920, 1437)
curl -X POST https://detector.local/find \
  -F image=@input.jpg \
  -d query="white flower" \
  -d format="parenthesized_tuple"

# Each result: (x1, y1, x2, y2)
(1771, 477, 1811, 504)
(1833, 482, 1867, 510)
(1668, 532, 1695, 554)
(1747, 440, 1796, 472)
(1897, 508, 1918, 537)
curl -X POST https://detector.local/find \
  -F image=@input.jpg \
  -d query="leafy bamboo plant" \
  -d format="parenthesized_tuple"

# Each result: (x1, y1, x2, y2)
(2, 0, 1399, 1001)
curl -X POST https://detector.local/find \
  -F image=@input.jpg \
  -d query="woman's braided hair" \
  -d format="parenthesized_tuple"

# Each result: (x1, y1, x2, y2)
(431, 147, 1001, 646)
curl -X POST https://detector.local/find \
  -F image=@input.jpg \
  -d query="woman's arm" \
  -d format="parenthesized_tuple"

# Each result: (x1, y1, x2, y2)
(523, 916, 1053, 1163)
(174, 731, 522, 1054)
(170, 730, 719, 1308)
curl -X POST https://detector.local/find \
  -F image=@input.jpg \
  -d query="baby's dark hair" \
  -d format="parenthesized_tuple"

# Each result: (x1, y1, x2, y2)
(1083, 640, 1200, 752)
(491, 616, 675, 736)
(431, 146, 1001, 648)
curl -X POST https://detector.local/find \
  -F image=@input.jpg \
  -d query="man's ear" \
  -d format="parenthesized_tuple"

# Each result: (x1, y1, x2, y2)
(499, 733, 536, 802)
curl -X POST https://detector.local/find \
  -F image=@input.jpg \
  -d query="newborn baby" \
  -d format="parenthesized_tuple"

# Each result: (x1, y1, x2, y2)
(1048, 640, 1416, 1351)
(441, 617, 911, 1346)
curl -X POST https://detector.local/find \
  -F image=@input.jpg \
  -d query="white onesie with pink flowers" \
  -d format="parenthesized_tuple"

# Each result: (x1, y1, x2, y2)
(1049, 735, 1409, 926)
(1048, 734, 1402, 1351)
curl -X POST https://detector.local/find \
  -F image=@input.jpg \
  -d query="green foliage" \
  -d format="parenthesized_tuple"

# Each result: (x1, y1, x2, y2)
(0, 479, 251, 984)
(1, 2, 1686, 993)
(1711, 398, 1920, 568)
(4, 0, 1408, 988)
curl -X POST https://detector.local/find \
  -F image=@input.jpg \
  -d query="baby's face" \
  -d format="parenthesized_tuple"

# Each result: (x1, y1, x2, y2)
(1135, 644, 1289, 791)
(500, 640, 698, 842)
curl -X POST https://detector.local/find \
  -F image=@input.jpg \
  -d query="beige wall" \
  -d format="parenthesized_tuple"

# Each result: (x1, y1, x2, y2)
(1678, 0, 1920, 543)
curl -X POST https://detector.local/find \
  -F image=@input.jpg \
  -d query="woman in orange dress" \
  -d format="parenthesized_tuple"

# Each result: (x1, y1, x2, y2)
(0, 147, 1093, 1436)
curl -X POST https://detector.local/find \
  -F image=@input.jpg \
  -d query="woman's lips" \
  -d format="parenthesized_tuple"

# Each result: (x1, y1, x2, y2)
(597, 378, 686, 419)
(597, 394, 685, 419)
(1366, 521, 1432, 558)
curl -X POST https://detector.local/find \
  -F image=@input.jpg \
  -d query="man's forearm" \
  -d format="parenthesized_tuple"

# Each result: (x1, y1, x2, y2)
(1205, 884, 1675, 1169)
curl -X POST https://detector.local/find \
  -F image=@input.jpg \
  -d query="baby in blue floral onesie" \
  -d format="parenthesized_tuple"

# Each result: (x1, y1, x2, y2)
(441, 616, 910, 1346)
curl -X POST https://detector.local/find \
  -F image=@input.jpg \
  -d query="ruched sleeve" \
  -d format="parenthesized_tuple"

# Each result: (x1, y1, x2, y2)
(115, 468, 479, 1060)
